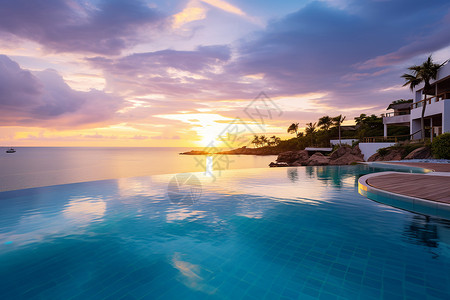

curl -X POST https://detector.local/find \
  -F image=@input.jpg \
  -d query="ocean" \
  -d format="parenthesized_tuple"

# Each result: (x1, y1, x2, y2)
(0, 147, 276, 192)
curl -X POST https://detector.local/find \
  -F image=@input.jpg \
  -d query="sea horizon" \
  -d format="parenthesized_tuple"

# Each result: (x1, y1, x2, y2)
(0, 146, 276, 192)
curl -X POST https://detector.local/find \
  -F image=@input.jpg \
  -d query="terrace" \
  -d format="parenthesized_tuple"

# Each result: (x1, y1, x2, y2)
(382, 101, 411, 138)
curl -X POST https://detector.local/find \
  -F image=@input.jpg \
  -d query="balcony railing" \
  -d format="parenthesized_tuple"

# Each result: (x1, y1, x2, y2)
(382, 111, 410, 117)
(362, 135, 408, 143)
(411, 92, 450, 109)
(361, 129, 422, 143)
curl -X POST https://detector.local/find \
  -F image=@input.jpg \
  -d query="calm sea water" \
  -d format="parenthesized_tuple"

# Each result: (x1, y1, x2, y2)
(0, 147, 276, 192)
(0, 166, 449, 299)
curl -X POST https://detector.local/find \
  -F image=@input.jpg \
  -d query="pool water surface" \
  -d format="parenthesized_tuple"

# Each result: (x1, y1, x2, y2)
(0, 165, 449, 299)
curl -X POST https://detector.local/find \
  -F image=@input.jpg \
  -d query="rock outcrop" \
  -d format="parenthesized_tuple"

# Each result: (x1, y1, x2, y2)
(218, 146, 282, 155)
(307, 153, 330, 166)
(269, 162, 289, 167)
(270, 146, 365, 167)
(180, 150, 210, 155)
(276, 150, 309, 164)
(329, 145, 364, 165)
(329, 146, 350, 160)
(368, 148, 404, 161)
(351, 145, 363, 157)
(404, 147, 432, 160)
(181, 146, 284, 156)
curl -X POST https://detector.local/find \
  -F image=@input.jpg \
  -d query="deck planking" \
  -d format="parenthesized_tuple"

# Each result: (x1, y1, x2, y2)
(367, 173, 450, 204)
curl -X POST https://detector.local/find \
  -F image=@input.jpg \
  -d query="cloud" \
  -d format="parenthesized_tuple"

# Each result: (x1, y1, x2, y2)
(0, 0, 166, 55)
(151, 135, 181, 140)
(230, 0, 450, 108)
(87, 45, 247, 100)
(201, 0, 246, 17)
(0, 55, 123, 128)
(357, 12, 450, 69)
(173, 0, 208, 29)
(130, 135, 149, 140)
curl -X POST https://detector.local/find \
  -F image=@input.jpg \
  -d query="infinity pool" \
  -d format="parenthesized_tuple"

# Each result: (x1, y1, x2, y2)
(0, 165, 449, 299)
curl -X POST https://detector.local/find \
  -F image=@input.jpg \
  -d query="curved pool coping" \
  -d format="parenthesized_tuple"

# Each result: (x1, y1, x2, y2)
(358, 166, 450, 220)
(359, 161, 434, 173)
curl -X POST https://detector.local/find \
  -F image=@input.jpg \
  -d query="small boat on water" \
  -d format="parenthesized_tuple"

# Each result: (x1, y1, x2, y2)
(6, 148, 16, 153)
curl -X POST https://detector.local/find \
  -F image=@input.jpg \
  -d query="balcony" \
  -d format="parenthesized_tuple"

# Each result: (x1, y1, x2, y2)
(382, 111, 410, 125)
(411, 92, 450, 109)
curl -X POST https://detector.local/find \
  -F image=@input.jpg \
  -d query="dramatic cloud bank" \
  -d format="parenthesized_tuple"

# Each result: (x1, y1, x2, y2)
(0, 0, 449, 145)
(0, 55, 122, 128)
(0, 0, 166, 55)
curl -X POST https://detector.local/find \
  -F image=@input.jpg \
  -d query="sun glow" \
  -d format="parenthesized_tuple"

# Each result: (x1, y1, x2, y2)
(155, 113, 237, 147)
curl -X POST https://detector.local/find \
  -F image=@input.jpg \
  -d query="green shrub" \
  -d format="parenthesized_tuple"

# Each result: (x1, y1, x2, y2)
(432, 133, 450, 159)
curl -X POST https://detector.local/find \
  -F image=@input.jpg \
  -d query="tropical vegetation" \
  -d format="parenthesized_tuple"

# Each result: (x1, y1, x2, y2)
(252, 135, 281, 148)
(431, 133, 450, 159)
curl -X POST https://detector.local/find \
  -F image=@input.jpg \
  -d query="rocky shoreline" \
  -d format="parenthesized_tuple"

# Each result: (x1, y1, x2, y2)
(180, 144, 434, 167)
(269, 145, 433, 167)
(269, 145, 365, 167)
(180, 146, 284, 156)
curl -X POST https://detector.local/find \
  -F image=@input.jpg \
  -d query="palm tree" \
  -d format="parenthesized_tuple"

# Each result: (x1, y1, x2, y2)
(274, 136, 281, 145)
(305, 122, 317, 146)
(318, 116, 333, 131)
(354, 114, 367, 126)
(251, 135, 260, 148)
(269, 135, 280, 147)
(333, 115, 346, 145)
(401, 55, 447, 140)
(260, 135, 268, 147)
(287, 123, 299, 137)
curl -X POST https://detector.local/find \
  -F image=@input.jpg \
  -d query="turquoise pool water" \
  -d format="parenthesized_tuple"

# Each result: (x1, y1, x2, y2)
(0, 165, 449, 299)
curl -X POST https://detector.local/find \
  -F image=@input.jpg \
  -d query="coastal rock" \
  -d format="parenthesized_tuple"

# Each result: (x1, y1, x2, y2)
(269, 162, 289, 167)
(368, 148, 404, 161)
(329, 146, 351, 160)
(367, 153, 379, 161)
(218, 146, 282, 155)
(180, 150, 210, 155)
(328, 146, 364, 165)
(330, 153, 364, 165)
(350, 145, 363, 157)
(404, 147, 432, 160)
(276, 150, 309, 164)
(307, 152, 330, 166)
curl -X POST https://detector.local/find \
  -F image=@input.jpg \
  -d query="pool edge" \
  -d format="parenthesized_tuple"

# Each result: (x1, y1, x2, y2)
(358, 171, 450, 220)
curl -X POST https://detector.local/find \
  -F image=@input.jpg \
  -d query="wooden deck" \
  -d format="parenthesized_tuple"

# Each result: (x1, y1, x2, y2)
(367, 172, 450, 204)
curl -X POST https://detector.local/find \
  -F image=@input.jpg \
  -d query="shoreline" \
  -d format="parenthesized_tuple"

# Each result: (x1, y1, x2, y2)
(179, 146, 284, 156)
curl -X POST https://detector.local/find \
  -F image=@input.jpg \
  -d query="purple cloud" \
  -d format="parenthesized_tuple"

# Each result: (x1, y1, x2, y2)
(0, 0, 166, 55)
(87, 45, 255, 100)
(0, 55, 123, 128)
(231, 0, 450, 107)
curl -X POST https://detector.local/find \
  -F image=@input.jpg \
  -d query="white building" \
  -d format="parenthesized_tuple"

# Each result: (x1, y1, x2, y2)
(383, 61, 450, 140)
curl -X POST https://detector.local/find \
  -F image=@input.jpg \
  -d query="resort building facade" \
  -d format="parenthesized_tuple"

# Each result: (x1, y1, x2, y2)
(383, 61, 450, 140)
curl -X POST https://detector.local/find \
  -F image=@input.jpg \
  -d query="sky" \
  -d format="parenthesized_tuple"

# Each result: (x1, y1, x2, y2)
(1, 0, 450, 147)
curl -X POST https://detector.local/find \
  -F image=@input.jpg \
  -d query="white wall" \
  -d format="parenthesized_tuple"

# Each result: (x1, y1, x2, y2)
(383, 115, 410, 125)
(411, 119, 421, 139)
(410, 99, 444, 120)
(330, 139, 358, 146)
(410, 100, 450, 134)
(443, 100, 450, 133)
(359, 142, 396, 161)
